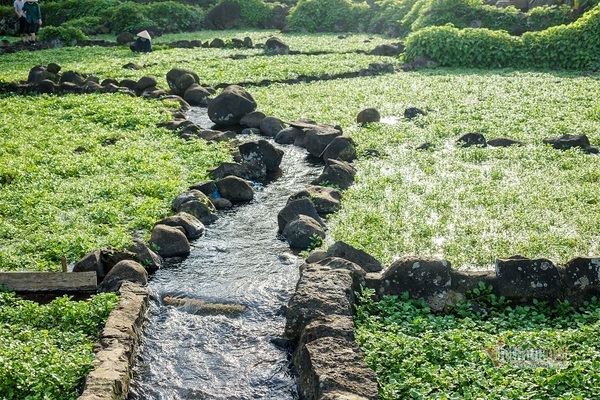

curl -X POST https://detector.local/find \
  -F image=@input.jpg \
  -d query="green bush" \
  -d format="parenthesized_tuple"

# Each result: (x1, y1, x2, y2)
(408, 0, 526, 35)
(367, 0, 419, 35)
(404, 4, 600, 70)
(38, 25, 88, 44)
(526, 4, 577, 31)
(287, 0, 371, 32)
(63, 16, 105, 35)
(101, 1, 203, 33)
(217, 0, 274, 27)
(42, 0, 120, 26)
(144, 1, 205, 32)
(406, 24, 520, 67)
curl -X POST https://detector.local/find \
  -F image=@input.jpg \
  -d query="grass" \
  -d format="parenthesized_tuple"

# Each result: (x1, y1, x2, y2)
(356, 287, 600, 399)
(0, 94, 230, 271)
(246, 70, 600, 269)
(0, 32, 399, 88)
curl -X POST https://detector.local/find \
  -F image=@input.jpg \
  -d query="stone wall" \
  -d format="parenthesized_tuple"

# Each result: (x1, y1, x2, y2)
(78, 281, 149, 400)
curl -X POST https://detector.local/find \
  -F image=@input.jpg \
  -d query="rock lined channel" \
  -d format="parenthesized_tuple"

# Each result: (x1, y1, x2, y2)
(128, 107, 323, 399)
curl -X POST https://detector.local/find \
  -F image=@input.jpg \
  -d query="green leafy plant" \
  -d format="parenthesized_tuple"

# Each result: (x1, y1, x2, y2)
(38, 26, 88, 44)
(0, 291, 118, 400)
(405, 4, 600, 70)
(217, 0, 274, 28)
(355, 288, 600, 399)
(287, 0, 371, 32)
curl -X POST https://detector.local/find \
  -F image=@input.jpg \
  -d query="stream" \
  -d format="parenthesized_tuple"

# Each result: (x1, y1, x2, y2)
(128, 107, 323, 400)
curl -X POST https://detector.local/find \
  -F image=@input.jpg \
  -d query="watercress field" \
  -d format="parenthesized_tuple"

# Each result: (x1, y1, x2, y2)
(1, 31, 599, 398)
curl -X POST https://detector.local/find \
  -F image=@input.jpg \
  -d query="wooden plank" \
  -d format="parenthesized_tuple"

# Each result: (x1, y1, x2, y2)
(0, 271, 97, 293)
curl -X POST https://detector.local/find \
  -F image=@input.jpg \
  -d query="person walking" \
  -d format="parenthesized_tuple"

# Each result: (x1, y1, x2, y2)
(22, 0, 42, 45)
(13, 0, 27, 43)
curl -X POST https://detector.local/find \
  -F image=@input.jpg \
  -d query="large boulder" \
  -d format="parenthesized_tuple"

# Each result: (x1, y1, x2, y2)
(457, 132, 487, 148)
(404, 106, 427, 120)
(27, 65, 57, 84)
(205, 1, 241, 30)
(172, 189, 217, 225)
(183, 84, 212, 106)
(495, 256, 563, 301)
(282, 214, 326, 250)
(259, 116, 286, 137)
(275, 126, 302, 145)
(208, 161, 266, 181)
(312, 159, 356, 190)
(321, 136, 357, 162)
(238, 140, 284, 172)
(304, 126, 343, 158)
(149, 224, 191, 258)
(277, 198, 326, 234)
(155, 212, 205, 240)
(326, 241, 382, 273)
(208, 85, 257, 127)
(73, 247, 136, 281)
(116, 32, 134, 45)
(136, 76, 157, 91)
(264, 36, 290, 54)
(128, 238, 162, 272)
(379, 257, 452, 311)
(239, 111, 266, 128)
(60, 70, 86, 86)
(543, 134, 596, 153)
(100, 260, 148, 292)
(166, 68, 200, 95)
(288, 185, 341, 215)
(215, 176, 255, 203)
(370, 43, 404, 56)
(564, 257, 600, 299)
(285, 259, 366, 340)
(296, 336, 378, 400)
(356, 108, 380, 125)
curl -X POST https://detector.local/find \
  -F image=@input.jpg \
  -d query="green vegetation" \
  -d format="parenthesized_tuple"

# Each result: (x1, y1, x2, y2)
(0, 36, 397, 88)
(404, 4, 600, 69)
(355, 286, 600, 399)
(0, 291, 118, 400)
(0, 94, 230, 271)
(287, 0, 370, 32)
(249, 70, 600, 269)
(1, 29, 600, 399)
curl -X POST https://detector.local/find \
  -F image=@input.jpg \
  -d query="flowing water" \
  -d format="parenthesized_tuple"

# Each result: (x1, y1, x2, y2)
(128, 108, 323, 400)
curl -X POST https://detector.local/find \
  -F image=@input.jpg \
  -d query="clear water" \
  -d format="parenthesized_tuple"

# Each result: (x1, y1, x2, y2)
(128, 108, 322, 400)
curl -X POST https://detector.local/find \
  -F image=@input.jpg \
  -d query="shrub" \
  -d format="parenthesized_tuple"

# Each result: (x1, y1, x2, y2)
(101, 1, 203, 34)
(287, 0, 371, 32)
(218, 0, 274, 27)
(100, 2, 153, 33)
(408, 0, 526, 35)
(367, 0, 419, 36)
(526, 4, 577, 31)
(404, 4, 600, 70)
(63, 16, 105, 35)
(144, 1, 205, 32)
(38, 25, 88, 44)
(405, 24, 520, 67)
(42, 0, 120, 26)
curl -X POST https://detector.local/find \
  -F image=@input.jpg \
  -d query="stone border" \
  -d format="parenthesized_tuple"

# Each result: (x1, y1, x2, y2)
(78, 281, 149, 400)
(285, 257, 379, 400)
(286, 253, 600, 400)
